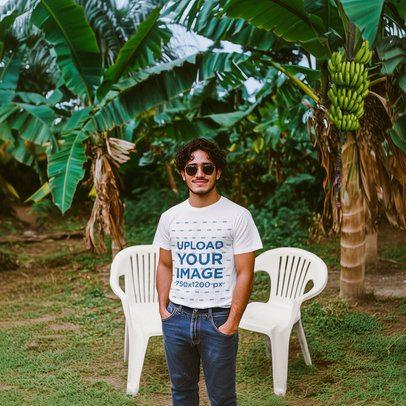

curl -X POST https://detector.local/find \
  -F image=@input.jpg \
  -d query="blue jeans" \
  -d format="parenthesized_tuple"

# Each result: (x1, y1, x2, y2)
(162, 301, 238, 406)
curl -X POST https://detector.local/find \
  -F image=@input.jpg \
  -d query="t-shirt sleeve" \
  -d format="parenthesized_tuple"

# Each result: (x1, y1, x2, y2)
(233, 210, 263, 255)
(152, 213, 171, 250)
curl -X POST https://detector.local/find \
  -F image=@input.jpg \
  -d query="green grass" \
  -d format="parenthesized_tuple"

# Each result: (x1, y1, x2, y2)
(1, 236, 405, 405)
(379, 245, 406, 264)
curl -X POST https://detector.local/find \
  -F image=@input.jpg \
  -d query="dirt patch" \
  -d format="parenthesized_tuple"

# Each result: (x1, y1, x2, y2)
(325, 222, 406, 298)
(12, 205, 38, 228)
(26, 334, 64, 350)
(0, 383, 14, 391)
(87, 376, 124, 390)
(0, 315, 56, 329)
(378, 222, 405, 249)
(327, 267, 406, 298)
(49, 322, 80, 332)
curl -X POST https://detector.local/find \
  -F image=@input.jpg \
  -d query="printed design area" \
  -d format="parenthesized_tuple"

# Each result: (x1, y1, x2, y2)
(170, 220, 233, 300)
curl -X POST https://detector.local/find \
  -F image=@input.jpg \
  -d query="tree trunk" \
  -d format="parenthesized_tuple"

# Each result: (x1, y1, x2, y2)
(111, 239, 121, 259)
(365, 230, 378, 271)
(340, 132, 366, 300)
(165, 161, 178, 195)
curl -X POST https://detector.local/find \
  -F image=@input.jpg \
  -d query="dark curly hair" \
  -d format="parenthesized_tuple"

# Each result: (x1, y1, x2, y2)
(175, 138, 227, 172)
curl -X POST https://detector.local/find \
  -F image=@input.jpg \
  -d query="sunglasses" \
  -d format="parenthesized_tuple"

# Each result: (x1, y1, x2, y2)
(184, 163, 216, 176)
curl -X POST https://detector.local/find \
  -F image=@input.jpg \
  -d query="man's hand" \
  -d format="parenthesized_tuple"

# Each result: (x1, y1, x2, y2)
(218, 321, 238, 336)
(160, 306, 171, 320)
(156, 248, 173, 320)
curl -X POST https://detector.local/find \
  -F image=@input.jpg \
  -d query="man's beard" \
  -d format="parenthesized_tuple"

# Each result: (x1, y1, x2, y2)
(188, 181, 216, 196)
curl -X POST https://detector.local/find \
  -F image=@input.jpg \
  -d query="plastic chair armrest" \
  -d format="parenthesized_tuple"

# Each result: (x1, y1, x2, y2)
(300, 278, 328, 303)
(109, 272, 130, 316)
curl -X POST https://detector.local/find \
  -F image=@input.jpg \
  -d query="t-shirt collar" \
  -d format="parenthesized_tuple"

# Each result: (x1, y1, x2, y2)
(185, 195, 224, 210)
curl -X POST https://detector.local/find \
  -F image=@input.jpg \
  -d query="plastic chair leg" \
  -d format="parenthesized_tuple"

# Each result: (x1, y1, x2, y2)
(269, 329, 291, 396)
(126, 332, 149, 395)
(124, 321, 129, 362)
(294, 319, 312, 366)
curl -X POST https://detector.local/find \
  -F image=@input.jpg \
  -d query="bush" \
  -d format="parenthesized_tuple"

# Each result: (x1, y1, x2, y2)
(124, 186, 185, 244)
(250, 181, 315, 248)
(0, 249, 18, 271)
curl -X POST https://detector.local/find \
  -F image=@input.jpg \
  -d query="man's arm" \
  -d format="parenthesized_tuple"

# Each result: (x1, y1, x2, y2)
(219, 251, 255, 335)
(156, 247, 173, 319)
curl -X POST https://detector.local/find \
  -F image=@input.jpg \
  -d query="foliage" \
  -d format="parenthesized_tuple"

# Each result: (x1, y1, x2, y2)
(250, 183, 316, 249)
(124, 186, 184, 244)
(0, 1, 254, 217)
(0, 248, 18, 270)
(340, 0, 385, 44)
(1, 0, 404, 259)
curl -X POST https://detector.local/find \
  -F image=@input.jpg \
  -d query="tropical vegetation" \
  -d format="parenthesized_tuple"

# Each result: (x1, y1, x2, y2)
(0, 1, 404, 298)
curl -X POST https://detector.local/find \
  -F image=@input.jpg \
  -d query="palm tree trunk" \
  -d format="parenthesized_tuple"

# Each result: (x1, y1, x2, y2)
(340, 132, 366, 299)
(111, 239, 121, 259)
(365, 230, 378, 271)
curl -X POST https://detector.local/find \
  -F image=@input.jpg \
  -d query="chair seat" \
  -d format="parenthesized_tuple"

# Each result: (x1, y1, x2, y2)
(240, 300, 301, 335)
(129, 302, 163, 337)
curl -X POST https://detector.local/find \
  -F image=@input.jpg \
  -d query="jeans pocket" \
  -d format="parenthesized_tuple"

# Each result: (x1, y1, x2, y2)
(161, 303, 177, 322)
(210, 313, 236, 337)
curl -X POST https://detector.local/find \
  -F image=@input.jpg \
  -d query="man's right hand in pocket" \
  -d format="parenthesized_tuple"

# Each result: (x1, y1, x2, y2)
(160, 306, 171, 320)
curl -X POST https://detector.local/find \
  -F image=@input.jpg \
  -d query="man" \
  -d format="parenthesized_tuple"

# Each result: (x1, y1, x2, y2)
(153, 138, 263, 405)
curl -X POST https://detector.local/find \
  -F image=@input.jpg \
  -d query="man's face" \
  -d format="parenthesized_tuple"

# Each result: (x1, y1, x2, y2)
(180, 149, 222, 196)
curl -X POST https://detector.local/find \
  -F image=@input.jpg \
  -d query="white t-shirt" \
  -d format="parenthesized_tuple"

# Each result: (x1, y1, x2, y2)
(152, 196, 263, 308)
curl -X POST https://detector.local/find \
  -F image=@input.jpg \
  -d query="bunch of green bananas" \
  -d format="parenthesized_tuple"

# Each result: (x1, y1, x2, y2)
(327, 41, 372, 131)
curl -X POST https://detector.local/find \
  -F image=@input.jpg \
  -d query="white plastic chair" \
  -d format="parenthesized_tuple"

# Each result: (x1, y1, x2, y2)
(239, 247, 328, 396)
(110, 245, 162, 395)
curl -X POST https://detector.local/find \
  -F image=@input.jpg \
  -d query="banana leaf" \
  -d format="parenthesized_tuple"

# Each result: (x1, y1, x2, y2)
(203, 80, 274, 125)
(91, 52, 250, 132)
(303, 0, 344, 37)
(204, 110, 247, 127)
(387, 114, 406, 152)
(0, 122, 13, 144)
(224, 0, 330, 57)
(62, 107, 93, 134)
(158, 119, 220, 140)
(0, 11, 17, 41)
(376, 36, 406, 75)
(278, 64, 321, 87)
(47, 131, 88, 213)
(32, 0, 102, 102)
(1, 102, 56, 146)
(6, 137, 35, 167)
(14, 91, 48, 105)
(0, 11, 17, 59)
(97, 7, 171, 100)
(25, 182, 51, 203)
(167, 0, 275, 51)
(340, 0, 384, 45)
(0, 52, 21, 96)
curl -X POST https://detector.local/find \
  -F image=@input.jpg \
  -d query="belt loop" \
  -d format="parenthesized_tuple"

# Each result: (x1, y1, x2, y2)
(208, 308, 212, 318)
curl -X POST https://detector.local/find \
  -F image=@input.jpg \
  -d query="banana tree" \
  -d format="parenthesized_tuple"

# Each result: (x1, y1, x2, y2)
(0, 0, 253, 256)
(191, 0, 406, 300)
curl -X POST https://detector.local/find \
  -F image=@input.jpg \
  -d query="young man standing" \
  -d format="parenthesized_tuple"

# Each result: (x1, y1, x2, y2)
(153, 138, 263, 405)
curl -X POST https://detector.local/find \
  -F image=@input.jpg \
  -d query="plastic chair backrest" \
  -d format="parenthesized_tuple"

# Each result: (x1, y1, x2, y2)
(111, 245, 160, 304)
(254, 247, 328, 302)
